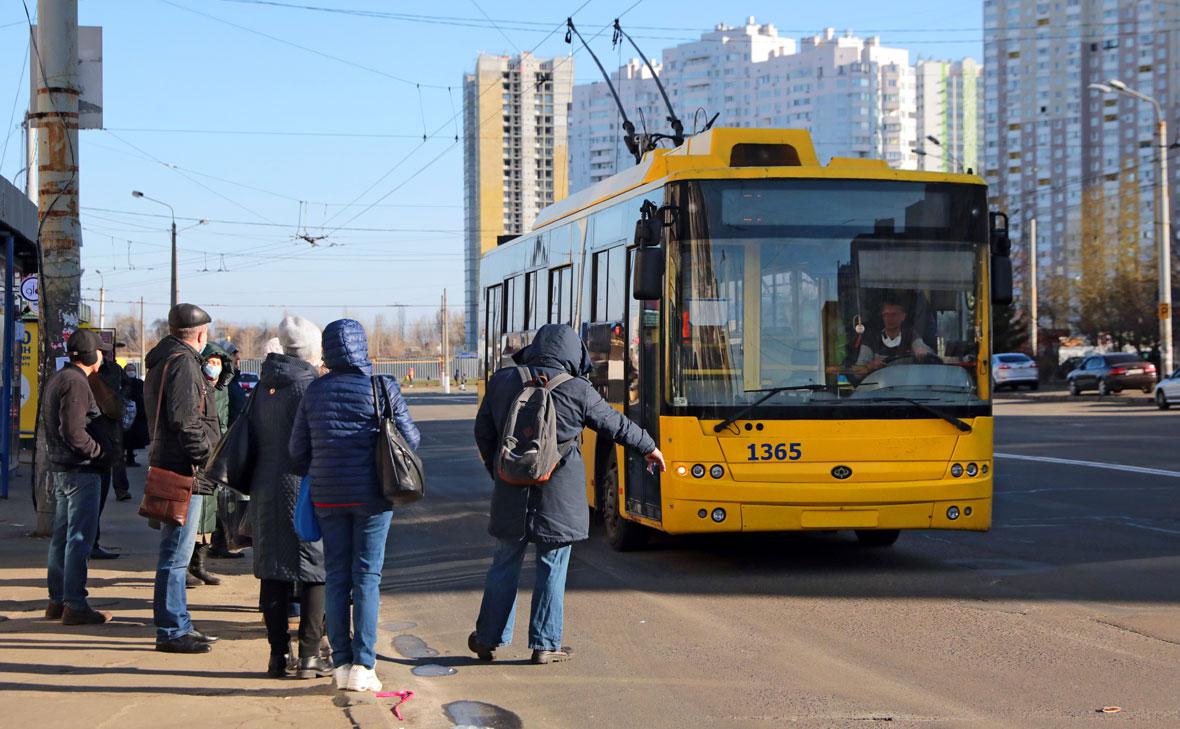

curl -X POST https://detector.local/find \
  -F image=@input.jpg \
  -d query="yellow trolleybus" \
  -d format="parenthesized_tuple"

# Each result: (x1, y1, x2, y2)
(478, 128, 1012, 550)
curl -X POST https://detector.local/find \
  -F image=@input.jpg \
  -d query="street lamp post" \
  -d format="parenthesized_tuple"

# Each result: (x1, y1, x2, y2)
(1088, 80, 1172, 375)
(925, 135, 966, 173)
(131, 190, 179, 309)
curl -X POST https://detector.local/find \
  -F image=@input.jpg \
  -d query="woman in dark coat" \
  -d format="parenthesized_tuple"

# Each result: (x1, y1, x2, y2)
(469, 324, 665, 664)
(248, 316, 329, 679)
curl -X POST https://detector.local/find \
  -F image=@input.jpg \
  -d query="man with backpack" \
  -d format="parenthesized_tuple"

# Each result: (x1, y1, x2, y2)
(469, 324, 665, 665)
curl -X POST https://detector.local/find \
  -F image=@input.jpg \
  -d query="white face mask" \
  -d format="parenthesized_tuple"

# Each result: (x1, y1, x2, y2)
(203, 363, 222, 381)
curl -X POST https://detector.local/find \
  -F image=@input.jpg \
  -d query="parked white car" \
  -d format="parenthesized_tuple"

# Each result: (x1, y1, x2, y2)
(992, 352, 1039, 390)
(1153, 368, 1180, 409)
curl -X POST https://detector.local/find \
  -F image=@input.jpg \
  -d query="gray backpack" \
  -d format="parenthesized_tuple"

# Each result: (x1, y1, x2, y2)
(495, 367, 574, 486)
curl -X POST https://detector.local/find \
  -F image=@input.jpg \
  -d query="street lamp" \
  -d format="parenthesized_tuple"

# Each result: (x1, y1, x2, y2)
(925, 135, 966, 172)
(1088, 79, 1173, 375)
(131, 190, 179, 309)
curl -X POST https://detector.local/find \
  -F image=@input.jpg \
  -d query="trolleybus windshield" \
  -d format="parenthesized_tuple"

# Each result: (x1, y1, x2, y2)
(667, 178, 989, 417)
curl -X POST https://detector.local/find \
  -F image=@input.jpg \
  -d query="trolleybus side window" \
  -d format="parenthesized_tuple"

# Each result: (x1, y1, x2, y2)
(484, 283, 502, 376)
(592, 246, 626, 322)
(505, 275, 524, 332)
(524, 271, 540, 330)
(549, 265, 573, 324)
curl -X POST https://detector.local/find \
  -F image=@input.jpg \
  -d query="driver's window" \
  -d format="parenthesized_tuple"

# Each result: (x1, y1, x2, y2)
(1171, 368, 1180, 379)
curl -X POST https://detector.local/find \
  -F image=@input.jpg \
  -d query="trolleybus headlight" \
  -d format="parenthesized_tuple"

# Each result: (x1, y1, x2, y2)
(966, 463, 979, 477)
(711, 508, 726, 523)
(698, 509, 708, 519)
(691, 464, 706, 479)
(947, 506, 960, 520)
(981, 464, 989, 475)
(964, 506, 973, 516)
(709, 465, 725, 479)
(676, 465, 688, 477)
(950, 463, 964, 478)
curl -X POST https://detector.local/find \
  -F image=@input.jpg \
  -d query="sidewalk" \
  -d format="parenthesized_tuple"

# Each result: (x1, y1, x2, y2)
(0, 465, 392, 729)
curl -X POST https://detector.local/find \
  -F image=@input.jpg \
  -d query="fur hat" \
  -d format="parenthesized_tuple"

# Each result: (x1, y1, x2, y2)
(278, 316, 322, 363)
(263, 337, 283, 356)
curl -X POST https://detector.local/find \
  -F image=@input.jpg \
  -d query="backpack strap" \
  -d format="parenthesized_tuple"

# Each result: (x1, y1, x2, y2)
(542, 373, 574, 390)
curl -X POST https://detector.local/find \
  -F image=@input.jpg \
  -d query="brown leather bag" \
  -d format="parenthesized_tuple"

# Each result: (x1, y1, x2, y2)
(138, 356, 196, 526)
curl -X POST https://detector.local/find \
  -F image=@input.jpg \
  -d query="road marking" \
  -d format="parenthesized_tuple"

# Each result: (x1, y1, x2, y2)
(996, 452, 1180, 479)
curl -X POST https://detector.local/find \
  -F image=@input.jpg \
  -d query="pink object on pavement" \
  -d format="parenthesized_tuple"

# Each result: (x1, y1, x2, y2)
(375, 690, 415, 720)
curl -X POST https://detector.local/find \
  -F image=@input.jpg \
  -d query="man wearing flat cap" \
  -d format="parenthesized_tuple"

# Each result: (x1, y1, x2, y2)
(143, 303, 221, 653)
(41, 328, 113, 625)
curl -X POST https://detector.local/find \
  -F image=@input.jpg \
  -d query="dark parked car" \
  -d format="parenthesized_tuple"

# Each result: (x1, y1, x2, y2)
(1066, 353, 1157, 396)
(1055, 356, 1083, 380)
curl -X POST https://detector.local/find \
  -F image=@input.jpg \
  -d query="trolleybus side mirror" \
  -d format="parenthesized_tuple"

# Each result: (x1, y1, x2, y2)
(989, 211, 1013, 305)
(633, 200, 668, 300)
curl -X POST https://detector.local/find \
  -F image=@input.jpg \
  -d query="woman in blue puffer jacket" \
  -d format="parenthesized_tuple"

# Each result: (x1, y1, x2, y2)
(289, 319, 419, 693)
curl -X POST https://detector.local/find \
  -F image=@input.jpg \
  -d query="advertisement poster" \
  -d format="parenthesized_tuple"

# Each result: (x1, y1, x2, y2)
(19, 320, 37, 437)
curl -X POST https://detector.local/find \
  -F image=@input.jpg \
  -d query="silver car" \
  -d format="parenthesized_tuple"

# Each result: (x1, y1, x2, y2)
(1154, 367, 1180, 409)
(992, 352, 1038, 390)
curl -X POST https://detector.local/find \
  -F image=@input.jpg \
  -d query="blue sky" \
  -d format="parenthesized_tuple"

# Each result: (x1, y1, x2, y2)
(0, 0, 984, 336)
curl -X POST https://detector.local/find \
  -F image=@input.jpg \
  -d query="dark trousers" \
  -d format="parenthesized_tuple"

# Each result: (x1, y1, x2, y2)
(259, 579, 325, 659)
(95, 469, 111, 547)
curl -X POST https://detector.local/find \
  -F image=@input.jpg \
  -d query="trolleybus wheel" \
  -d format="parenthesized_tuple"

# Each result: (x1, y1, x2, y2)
(854, 529, 900, 548)
(602, 460, 648, 552)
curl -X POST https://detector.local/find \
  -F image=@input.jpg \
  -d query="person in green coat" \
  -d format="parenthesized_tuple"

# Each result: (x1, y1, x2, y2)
(186, 342, 235, 587)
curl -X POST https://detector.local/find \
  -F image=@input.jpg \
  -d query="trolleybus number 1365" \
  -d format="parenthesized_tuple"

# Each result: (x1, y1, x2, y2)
(747, 443, 803, 461)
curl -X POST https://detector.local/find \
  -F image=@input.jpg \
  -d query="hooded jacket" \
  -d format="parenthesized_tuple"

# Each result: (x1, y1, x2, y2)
(143, 335, 219, 475)
(249, 353, 324, 583)
(289, 319, 419, 508)
(474, 324, 656, 544)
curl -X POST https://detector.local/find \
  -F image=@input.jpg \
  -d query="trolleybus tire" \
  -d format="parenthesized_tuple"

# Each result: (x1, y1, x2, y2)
(854, 529, 900, 548)
(602, 460, 648, 552)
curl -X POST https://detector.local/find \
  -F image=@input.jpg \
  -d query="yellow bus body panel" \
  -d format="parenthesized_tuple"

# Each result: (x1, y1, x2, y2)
(646, 415, 993, 535)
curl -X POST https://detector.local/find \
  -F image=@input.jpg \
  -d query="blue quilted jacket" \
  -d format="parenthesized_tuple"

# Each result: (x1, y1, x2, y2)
(289, 319, 420, 507)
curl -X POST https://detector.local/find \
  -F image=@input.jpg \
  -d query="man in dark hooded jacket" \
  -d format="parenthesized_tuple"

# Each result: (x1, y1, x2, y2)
(469, 324, 665, 665)
(143, 303, 221, 654)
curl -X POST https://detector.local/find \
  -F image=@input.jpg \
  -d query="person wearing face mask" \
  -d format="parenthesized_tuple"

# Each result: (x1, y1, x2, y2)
(144, 304, 220, 654)
(184, 342, 234, 587)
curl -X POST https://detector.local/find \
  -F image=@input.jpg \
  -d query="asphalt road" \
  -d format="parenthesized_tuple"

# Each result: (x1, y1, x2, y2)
(374, 391, 1180, 729)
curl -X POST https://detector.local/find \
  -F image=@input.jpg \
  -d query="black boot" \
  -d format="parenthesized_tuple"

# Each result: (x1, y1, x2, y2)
(189, 544, 222, 586)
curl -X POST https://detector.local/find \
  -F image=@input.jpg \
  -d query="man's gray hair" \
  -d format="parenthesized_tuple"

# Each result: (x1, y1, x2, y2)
(171, 324, 207, 343)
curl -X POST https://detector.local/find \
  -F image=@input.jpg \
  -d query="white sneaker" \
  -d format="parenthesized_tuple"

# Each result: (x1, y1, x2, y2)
(333, 665, 351, 690)
(347, 664, 382, 692)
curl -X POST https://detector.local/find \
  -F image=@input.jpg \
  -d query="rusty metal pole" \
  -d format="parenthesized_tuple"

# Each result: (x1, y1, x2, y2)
(31, 0, 81, 533)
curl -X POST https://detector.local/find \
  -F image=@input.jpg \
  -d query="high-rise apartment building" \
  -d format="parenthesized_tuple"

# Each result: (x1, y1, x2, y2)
(984, 0, 1180, 327)
(463, 52, 574, 350)
(569, 22, 925, 192)
(915, 59, 984, 174)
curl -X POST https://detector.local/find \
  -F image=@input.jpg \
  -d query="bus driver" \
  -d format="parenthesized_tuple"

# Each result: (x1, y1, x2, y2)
(854, 298, 933, 373)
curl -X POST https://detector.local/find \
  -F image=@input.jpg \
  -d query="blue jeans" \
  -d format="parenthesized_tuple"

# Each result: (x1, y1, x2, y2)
(46, 472, 102, 610)
(475, 538, 572, 651)
(316, 505, 392, 670)
(153, 494, 203, 641)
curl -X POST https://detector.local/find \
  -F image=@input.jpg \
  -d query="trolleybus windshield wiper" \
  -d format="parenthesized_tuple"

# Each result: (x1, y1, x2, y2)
(712, 384, 831, 433)
(852, 396, 973, 433)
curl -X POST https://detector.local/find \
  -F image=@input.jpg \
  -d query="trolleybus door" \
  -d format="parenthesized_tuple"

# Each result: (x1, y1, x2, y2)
(624, 247, 662, 521)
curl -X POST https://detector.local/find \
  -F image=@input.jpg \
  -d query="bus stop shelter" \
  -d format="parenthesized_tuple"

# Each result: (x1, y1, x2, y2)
(0, 174, 40, 499)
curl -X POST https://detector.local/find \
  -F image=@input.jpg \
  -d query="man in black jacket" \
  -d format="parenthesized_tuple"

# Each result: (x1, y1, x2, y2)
(144, 303, 221, 654)
(469, 324, 665, 665)
(42, 329, 112, 625)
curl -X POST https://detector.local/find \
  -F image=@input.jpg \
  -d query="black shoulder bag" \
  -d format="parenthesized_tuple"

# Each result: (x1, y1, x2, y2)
(202, 388, 257, 495)
(371, 375, 425, 506)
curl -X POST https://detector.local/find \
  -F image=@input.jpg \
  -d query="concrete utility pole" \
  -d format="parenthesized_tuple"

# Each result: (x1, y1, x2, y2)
(1029, 218, 1038, 357)
(441, 289, 450, 394)
(139, 295, 145, 369)
(30, 0, 81, 534)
